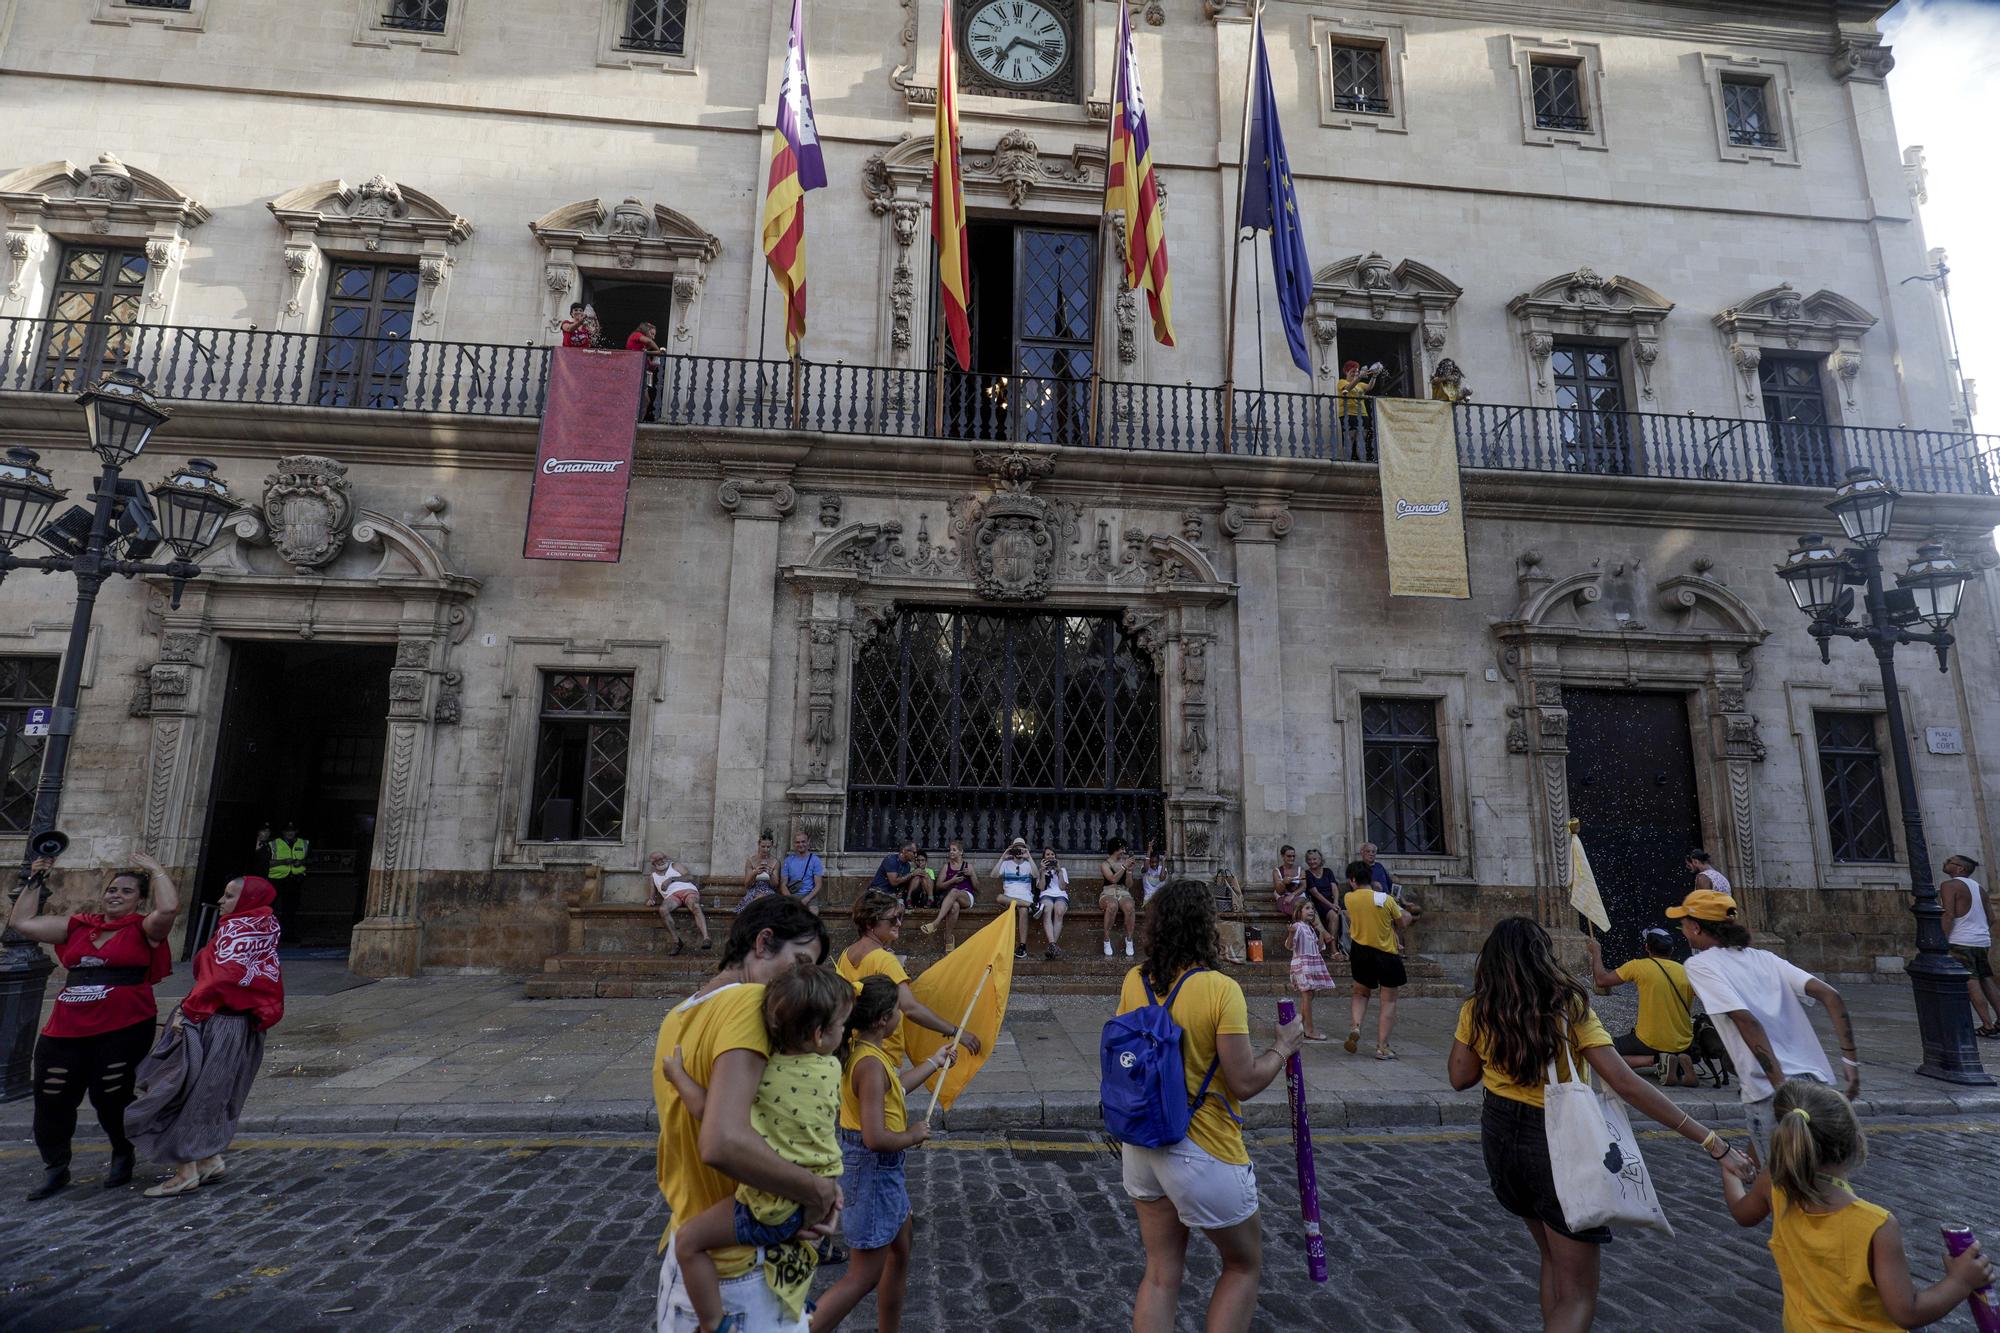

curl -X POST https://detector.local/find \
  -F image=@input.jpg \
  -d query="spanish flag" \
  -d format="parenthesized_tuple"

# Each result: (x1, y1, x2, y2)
(1105, 0, 1174, 346)
(905, 910, 1016, 1113)
(933, 0, 972, 371)
(761, 0, 827, 356)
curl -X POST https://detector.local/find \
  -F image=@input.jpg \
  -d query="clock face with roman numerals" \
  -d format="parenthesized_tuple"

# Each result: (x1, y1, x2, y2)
(965, 0, 1069, 91)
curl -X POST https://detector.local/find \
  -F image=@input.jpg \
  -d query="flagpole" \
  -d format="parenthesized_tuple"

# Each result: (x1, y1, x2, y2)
(1221, 0, 1262, 454)
(1091, 1, 1128, 451)
(756, 258, 774, 419)
(926, 963, 994, 1122)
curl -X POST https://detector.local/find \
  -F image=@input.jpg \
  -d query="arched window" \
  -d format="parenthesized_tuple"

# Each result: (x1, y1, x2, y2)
(845, 607, 1162, 854)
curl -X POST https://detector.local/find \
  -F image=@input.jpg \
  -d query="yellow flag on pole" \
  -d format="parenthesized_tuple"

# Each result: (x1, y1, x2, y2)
(1568, 818, 1611, 933)
(905, 909, 1015, 1113)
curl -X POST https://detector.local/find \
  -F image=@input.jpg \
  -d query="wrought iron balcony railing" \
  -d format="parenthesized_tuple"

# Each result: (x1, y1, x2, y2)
(1, 316, 1992, 497)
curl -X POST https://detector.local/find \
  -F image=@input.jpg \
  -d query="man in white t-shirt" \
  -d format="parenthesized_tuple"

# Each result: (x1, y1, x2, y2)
(1671, 887, 1858, 1152)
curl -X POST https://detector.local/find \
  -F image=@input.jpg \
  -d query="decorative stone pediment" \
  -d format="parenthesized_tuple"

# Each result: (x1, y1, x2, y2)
(863, 132, 1106, 213)
(529, 197, 720, 345)
(1309, 252, 1464, 383)
(1713, 282, 1877, 408)
(1501, 555, 1767, 645)
(1509, 267, 1674, 403)
(260, 455, 356, 573)
(0, 153, 208, 318)
(267, 175, 471, 333)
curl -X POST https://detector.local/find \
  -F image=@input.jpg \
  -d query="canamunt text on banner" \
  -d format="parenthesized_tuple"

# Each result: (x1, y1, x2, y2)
(1374, 398, 1471, 599)
(524, 348, 644, 562)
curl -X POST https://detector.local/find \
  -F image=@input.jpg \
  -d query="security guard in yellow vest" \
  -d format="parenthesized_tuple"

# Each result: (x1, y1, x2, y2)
(268, 820, 309, 941)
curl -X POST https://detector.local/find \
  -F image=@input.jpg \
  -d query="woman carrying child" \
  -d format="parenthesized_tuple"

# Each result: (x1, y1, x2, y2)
(809, 976, 958, 1333)
(1284, 899, 1337, 1041)
(665, 965, 855, 1333)
(1721, 1078, 1994, 1331)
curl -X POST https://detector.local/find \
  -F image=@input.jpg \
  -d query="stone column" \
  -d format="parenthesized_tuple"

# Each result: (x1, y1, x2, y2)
(708, 477, 796, 873)
(1221, 496, 1292, 874)
(348, 636, 442, 978)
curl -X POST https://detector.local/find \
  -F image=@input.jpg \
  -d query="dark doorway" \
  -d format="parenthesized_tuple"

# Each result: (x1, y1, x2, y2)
(1334, 325, 1417, 398)
(1760, 354, 1836, 487)
(1563, 689, 1703, 965)
(582, 278, 673, 351)
(193, 642, 395, 948)
(940, 219, 1097, 444)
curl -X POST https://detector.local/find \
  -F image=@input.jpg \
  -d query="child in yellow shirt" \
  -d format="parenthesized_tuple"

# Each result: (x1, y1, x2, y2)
(665, 964, 854, 1332)
(1721, 1079, 1993, 1331)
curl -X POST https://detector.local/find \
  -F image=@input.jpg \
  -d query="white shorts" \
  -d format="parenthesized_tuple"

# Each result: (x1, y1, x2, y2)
(1121, 1139, 1260, 1231)
(656, 1240, 807, 1333)
(1002, 887, 1034, 906)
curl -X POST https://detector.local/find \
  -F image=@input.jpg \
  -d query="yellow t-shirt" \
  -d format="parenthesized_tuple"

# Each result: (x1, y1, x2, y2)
(839, 1039, 908, 1136)
(1453, 998, 1612, 1108)
(652, 982, 771, 1278)
(1114, 967, 1250, 1166)
(1615, 956, 1695, 1055)
(836, 944, 910, 1070)
(1769, 1189, 1897, 1333)
(1344, 887, 1404, 955)
(1336, 377, 1371, 416)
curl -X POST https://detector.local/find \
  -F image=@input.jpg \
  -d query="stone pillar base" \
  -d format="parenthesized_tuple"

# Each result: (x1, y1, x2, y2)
(348, 918, 422, 978)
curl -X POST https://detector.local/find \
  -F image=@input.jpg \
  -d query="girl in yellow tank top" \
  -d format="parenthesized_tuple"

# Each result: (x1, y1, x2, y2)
(1719, 1080, 1993, 1330)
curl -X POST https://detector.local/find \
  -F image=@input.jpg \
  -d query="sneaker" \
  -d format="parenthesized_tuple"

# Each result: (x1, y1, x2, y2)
(1103, 941, 1113, 957)
(1124, 940, 1134, 957)
(1015, 945, 1027, 960)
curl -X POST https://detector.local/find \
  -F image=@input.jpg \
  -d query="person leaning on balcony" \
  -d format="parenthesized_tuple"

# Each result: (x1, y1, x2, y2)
(1335, 360, 1381, 461)
(10, 852, 178, 1201)
(1429, 358, 1474, 405)
(559, 302, 598, 348)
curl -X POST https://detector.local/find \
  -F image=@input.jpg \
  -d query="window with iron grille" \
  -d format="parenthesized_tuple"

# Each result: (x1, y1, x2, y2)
(1530, 59, 1590, 132)
(1329, 42, 1390, 115)
(0, 657, 58, 834)
(38, 244, 148, 394)
(621, 0, 687, 54)
(845, 608, 1162, 854)
(382, 0, 447, 32)
(1815, 712, 1895, 863)
(530, 672, 634, 842)
(1722, 77, 1781, 148)
(1361, 698, 1446, 855)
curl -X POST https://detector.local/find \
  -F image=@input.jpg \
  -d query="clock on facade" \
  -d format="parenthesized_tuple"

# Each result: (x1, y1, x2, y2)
(963, 0, 1074, 96)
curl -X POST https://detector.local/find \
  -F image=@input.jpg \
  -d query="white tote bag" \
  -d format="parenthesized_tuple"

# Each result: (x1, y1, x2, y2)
(1541, 1030, 1673, 1234)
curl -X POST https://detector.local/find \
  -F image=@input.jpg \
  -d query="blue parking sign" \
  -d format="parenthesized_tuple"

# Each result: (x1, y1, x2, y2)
(23, 706, 50, 738)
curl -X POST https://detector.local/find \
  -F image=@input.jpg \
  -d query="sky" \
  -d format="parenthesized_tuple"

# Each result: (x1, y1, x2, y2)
(1881, 0, 2000, 436)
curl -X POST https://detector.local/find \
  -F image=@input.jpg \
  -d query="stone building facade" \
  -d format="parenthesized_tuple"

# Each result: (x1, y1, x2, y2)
(1, 0, 1995, 979)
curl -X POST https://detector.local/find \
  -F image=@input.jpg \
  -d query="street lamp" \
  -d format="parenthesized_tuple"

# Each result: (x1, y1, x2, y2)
(0, 371, 237, 1103)
(1774, 465, 1989, 1086)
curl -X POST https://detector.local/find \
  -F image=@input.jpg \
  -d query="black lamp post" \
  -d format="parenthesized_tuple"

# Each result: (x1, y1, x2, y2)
(1775, 465, 1991, 1086)
(0, 369, 238, 1102)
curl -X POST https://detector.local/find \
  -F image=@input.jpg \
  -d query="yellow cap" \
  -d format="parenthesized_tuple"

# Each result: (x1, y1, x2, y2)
(1666, 888, 1740, 922)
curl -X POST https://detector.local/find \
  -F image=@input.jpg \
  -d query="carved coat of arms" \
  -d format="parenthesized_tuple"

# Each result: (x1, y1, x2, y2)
(958, 449, 1070, 601)
(263, 454, 354, 571)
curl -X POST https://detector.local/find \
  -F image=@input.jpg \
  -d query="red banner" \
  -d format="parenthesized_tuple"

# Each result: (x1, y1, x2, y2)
(523, 348, 643, 562)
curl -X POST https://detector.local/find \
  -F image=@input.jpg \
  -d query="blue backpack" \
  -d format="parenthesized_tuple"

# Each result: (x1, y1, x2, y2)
(1100, 968, 1236, 1148)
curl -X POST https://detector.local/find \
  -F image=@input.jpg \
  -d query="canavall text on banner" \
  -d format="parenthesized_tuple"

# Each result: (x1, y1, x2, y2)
(1374, 398, 1470, 599)
(524, 348, 644, 562)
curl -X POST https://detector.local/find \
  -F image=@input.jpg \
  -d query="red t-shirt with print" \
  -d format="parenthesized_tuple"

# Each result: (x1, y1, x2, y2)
(41, 915, 171, 1039)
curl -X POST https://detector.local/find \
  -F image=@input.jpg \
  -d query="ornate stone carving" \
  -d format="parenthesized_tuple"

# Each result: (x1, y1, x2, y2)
(1505, 705, 1530, 753)
(1632, 337, 1661, 399)
(1714, 286, 1875, 410)
(718, 478, 797, 522)
(1527, 332, 1554, 389)
(1178, 637, 1212, 787)
(608, 196, 650, 238)
(433, 670, 463, 725)
(987, 130, 1048, 208)
(1181, 509, 1205, 544)
(803, 620, 839, 780)
(1221, 502, 1293, 544)
(1831, 35, 1894, 84)
(1510, 270, 1672, 402)
(159, 631, 202, 663)
(1724, 712, 1767, 762)
(142, 720, 182, 854)
(818, 494, 842, 529)
(388, 670, 428, 708)
(970, 497, 1057, 600)
(1717, 684, 1746, 714)
(1903, 146, 1929, 208)
(1532, 680, 1564, 707)
(395, 638, 432, 669)
(1310, 253, 1462, 379)
(889, 201, 920, 351)
(76, 153, 137, 202)
(351, 173, 404, 219)
(262, 455, 355, 572)
(1831, 350, 1863, 407)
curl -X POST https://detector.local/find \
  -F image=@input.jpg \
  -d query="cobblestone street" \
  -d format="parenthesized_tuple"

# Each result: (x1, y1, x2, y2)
(6, 1118, 1998, 1332)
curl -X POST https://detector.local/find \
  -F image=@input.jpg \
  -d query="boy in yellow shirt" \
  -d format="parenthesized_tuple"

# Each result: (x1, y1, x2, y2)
(1584, 929, 1700, 1087)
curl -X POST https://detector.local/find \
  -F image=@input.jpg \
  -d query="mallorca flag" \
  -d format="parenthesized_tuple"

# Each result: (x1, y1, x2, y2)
(761, 0, 827, 357)
(1105, 0, 1174, 346)
(933, 0, 972, 370)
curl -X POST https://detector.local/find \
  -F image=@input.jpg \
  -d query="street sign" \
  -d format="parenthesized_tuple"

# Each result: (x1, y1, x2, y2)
(22, 706, 50, 738)
(1926, 726, 1965, 755)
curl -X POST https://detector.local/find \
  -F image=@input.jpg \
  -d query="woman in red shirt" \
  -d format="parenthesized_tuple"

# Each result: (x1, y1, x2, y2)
(8, 852, 178, 1200)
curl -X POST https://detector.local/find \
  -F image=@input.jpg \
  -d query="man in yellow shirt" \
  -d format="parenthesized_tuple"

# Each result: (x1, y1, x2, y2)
(1584, 929, 1699, 1087)
(1341, 859, 1418, 1060)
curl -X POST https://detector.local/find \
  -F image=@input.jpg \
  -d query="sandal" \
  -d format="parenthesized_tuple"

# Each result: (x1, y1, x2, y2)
(1343, 1028, 1360, 1054)
(921, 921, 937, 936)
(144, 1171, 202, 1198)
(1374, 1046, 1397, 1061)
(196, 1155, 226, 1185)
(1306, 1032, 1330, 1042)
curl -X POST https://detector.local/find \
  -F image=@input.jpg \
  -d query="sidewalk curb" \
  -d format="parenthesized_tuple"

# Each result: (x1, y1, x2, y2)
(10, 1089, 1996, 1140)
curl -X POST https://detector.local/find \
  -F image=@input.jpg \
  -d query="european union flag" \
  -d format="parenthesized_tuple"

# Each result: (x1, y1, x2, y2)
(1239, 15, 1313, 376)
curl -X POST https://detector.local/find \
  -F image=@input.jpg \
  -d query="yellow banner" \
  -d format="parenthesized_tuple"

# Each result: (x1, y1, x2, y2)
(1375, 398, 1470, 599)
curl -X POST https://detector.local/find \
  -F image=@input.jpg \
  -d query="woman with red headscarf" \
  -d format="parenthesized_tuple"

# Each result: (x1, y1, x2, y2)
(126, 875, 284, 1197)
(8, 852, 178, 1201)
